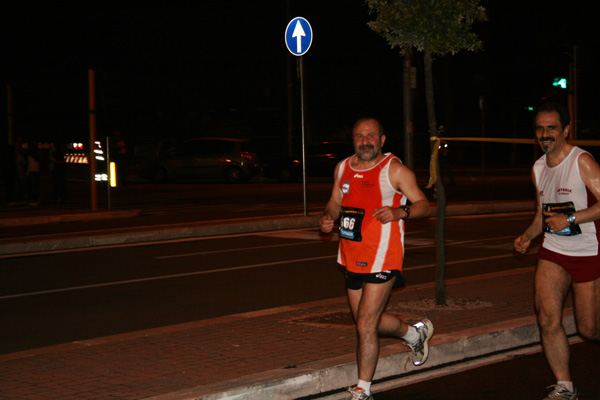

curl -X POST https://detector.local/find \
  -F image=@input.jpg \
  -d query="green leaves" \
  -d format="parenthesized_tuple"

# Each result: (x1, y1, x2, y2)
(366, 0, 486, 56)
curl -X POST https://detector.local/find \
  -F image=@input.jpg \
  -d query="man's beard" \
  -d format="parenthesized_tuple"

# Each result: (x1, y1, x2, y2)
(356, 144, 380, 161)
(539, 137, 555, 153)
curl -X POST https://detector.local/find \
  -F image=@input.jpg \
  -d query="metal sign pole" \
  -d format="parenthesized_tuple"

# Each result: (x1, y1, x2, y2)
(285, 17, 312, 218)
(299, 56, 307, 216)
(88, 69, 98, 211)
(106, 137, 111, 210)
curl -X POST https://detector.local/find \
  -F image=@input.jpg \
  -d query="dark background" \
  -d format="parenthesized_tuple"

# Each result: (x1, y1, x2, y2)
(2, 0, 599, 168)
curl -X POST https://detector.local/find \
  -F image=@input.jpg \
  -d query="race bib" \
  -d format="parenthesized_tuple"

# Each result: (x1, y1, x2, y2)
(542, 202, 582, 236)
(339, 207, 365, 241)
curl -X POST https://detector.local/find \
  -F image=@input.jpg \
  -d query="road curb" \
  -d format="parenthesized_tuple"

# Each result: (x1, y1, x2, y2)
(0, 215, 321, 256)
(0, 209, 141, 227)
(144, 313, 575, 400)
(0, 201, 535, 256)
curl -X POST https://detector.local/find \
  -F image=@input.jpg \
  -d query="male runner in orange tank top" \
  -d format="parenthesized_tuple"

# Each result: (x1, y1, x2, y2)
(320, 118, 433, 400)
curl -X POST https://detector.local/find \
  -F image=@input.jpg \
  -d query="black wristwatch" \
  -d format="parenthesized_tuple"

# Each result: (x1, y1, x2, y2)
(567, 213, 576, 225)
(400, 205, 411, 220)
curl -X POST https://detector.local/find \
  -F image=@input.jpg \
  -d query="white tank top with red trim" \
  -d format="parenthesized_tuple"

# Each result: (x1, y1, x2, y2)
(535, 146, 599, 256)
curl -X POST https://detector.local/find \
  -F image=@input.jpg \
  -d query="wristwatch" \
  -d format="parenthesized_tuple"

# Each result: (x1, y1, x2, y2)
(400, 205, 411, 220)
(567, 213, 576, 225)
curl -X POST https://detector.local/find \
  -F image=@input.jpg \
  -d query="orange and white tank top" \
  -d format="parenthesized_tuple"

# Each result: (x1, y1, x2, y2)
(336, 153, 406, 273)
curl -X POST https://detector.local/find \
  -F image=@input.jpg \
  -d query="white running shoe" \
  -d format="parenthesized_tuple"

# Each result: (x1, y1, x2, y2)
(347, 386, 373, 400)
(544, 384, 578, 400)
(406, 318, 434, 366)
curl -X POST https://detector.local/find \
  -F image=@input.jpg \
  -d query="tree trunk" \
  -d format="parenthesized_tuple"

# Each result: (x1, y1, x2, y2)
(424, 48, 447, 306)
(403, 53, 414, 170)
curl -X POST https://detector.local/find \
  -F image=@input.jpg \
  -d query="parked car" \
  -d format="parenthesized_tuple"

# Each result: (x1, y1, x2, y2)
(305, 141, 352, 177)
(141, 137, 261, 183)
(261, 155, 302, 183)
(260, 141, 352, 182)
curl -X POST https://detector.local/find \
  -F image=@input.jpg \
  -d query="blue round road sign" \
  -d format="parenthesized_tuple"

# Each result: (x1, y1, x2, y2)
(285, 17, 312, 56)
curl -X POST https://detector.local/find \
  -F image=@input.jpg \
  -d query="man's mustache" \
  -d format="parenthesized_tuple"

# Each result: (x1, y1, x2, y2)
(359, 144, 375, 151)
(539, 137, 555, 142)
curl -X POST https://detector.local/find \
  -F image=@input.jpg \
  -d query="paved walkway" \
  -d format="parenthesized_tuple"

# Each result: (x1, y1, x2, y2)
(0, 265, 574, 400)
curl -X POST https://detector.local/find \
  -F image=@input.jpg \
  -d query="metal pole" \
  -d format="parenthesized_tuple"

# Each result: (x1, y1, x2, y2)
(285, 1, 294, 157)
(89, 69, 97, 211)
(570, 45, 578, 139)
(7, 85, 14, 146)
(106, 136, 111, 210)
(480, 95, 486, 174)
(300, 56, 307, 216)
(402, 54, 414, 170)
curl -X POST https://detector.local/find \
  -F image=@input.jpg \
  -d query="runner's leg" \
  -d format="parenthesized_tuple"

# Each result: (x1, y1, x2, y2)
(535, 259, 572, 381)
(572, 276, 600, 340)
(347, 279, 395, 382)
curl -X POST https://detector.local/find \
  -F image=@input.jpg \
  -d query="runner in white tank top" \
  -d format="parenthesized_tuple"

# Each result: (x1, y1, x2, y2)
(534, 146, 600, 256)
(514, 103, 600, 400)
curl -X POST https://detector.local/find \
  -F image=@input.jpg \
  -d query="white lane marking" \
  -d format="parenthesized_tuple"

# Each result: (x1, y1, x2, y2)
(154, 240, 324, 259)
(1, 250, 537, 301)
(157, 229, 509, 260)
(258, 230, 427, 240)
(404, 250, 537, 271)
(0, 229, 329, 259)
(405, 238, 435, 246)
(408, 235, 518, 249)
(0, 255, 336, 300)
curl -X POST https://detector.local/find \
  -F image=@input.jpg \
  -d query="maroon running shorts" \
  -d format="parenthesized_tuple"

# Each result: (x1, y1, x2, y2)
(537, 246, 600, 283)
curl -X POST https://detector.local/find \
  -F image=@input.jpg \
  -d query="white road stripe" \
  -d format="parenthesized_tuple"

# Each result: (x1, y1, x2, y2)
(1, 250, 536, 300)
(404, 250, 537, 271)
(0, 255, 336, 300)
(153, 232, 516, 259)
(154, 240, 323, 259)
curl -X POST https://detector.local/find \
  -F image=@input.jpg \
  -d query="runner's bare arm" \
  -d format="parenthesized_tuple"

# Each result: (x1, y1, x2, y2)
(573, 153, 600, 223)
(373, 159, 430, 222)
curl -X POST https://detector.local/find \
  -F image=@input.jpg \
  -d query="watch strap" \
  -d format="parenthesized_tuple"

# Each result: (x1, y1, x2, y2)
(400, 205, 410, 220)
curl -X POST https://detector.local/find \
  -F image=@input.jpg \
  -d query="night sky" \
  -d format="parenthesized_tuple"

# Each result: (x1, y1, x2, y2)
(2, 0, 598, 159)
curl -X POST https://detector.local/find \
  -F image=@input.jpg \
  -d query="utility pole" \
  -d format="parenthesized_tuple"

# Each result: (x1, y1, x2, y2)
(402, 54, 415, 170)
(89, 69, 98, 211)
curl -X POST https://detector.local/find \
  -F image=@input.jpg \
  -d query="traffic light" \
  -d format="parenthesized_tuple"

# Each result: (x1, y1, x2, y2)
(553, 77, 567, 89)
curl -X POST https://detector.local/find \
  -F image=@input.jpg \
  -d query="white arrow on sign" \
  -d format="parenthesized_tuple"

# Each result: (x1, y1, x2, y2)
(292, 21, 306, 54)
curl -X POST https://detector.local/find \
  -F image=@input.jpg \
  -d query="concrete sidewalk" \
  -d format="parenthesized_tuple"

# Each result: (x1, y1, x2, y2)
(1, 267, 571, 400)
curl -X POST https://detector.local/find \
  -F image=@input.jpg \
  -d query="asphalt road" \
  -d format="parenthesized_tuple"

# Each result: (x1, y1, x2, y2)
(1, 211, 538, 354)
(373, 341, 600, 400)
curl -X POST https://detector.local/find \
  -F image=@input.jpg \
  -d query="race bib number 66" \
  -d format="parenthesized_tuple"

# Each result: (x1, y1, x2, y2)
(339, 207, 365, 241)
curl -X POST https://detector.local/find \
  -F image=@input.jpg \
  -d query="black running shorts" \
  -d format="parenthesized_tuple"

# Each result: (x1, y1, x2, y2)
(345, 269, 406, 290)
